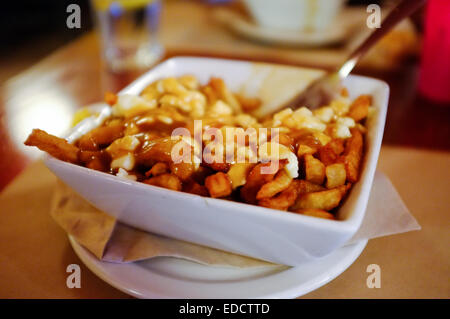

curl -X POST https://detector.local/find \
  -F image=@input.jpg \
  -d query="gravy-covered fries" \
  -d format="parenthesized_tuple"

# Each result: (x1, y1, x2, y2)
(25, 75, 372, 220)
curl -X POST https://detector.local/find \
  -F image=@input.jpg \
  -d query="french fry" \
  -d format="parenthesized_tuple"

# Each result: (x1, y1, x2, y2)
(328, 139, 345, 155)
(201, 85, 218, 105)
(209, 77, 241, 113)
(78, 150, 104, 164)
(235, 94, 261, 112)
(339, 128, 363, 183)
(304, 154, 325, 185)
(178, 75, 200, 90)
(79, 150, 111, 172)
(183, 180, 209, 196)
(292, 184, 350, 211)
(297, 179, 326, 194)
(78, 121, 124, 150)
(258, 179, 300, 211)
(145, 162, 169, 177)
(240, 160, 286, 204)
(290, 180, 325, 210)
(169, 161, 196, 181)
(294, 208, 335, 220)
(202, 154, 231, 173)
(205, 172, 232, 198)
(86, 157, 110, 172)
(318, 139, 344, 166)
(348, 95, 371, 122)
(136, 137, 179, 166)
(325, 163, 346, 189)
(297, 144, 317, 157)
(144, 173, 182, 191)
(256, 169, 293, 200)
(24, 129, 79, 163)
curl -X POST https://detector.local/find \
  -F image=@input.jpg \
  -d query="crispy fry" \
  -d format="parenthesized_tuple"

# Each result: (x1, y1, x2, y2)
(145, 162, 169, 177)
(318, 139, 344, 166)
(202, 156, 231, 173)
(256, 169, 292, 200)
(348, 95, 371, 122)
(201, 85, 218, 105)
(78, 150, 111, 172)
(136, 137, 179, 166)
(258, 179, 300, 211)
(78, 121, 124, 151)
(304, 154, 325, 185)
(143, 173, 182, 191)
(295, 208, 335, 220)
(86, 157, 110, 172)
(325, 163, 347, 189)
(293, 184, 350, 211)
(24, 129, 79, 163)
(297, 179, 326, 194)
(179, 75, 199, 90)
(240, 160, 286, 204)
(328, 139, 345, 155)
(169, 162, 196, 181)
(209, 77, 241, 113)
(339, 128, 363, 183)
(205, 172, 232, 198)
(183, 180, 209, 196)
(289, 180, 325, 210)
(78, 150, 102, 164)
(235, 94, 261, 112)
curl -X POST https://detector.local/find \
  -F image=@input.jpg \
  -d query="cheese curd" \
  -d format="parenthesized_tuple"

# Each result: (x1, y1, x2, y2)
(112, 94, 157, 118)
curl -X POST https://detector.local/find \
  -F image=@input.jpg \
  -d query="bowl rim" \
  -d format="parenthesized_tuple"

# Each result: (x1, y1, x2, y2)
(47, 56, 389, 235)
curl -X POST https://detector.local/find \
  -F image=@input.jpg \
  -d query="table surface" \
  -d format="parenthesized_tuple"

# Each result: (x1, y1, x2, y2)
(0, 1, 449, 298)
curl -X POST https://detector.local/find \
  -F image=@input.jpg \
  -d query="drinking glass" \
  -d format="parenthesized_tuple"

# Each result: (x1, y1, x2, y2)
(91, 0, 164, 72)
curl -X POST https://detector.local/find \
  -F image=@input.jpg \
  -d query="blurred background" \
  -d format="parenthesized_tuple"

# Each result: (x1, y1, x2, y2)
(0, 0, 423, 84)
(0, 0, 448, 191)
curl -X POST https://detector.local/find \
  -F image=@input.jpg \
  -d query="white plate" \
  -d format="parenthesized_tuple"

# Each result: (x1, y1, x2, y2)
(213, 7, 366, 47)
(69, 236, 367, 299)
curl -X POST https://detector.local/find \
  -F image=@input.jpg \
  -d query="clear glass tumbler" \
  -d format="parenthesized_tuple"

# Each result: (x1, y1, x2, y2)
(91, 0, 164, 72)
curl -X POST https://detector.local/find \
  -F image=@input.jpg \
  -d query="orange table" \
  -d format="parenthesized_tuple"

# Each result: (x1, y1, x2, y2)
(0, 1, 449, 298)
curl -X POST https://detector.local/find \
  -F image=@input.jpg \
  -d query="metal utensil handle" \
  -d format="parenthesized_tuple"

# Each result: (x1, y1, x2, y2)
(338, 0, 426, 79)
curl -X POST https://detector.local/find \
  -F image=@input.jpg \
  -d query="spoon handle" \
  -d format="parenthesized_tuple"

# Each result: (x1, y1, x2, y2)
(338, 0, 426, 79)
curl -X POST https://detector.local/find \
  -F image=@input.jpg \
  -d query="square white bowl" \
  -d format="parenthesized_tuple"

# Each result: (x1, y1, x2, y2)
(45, 57, 388, 266)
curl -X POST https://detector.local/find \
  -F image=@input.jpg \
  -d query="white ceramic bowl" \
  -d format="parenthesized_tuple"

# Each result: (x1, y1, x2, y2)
(243, 0, 346, 31)
(45, 57, 388, 266)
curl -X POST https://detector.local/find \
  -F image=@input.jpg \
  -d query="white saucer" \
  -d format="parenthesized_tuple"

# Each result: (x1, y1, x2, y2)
(69, 236, 367, 298)
(213, 7, 366, 47)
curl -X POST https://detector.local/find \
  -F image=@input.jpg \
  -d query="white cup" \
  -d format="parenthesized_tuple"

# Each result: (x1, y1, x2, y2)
(243, 0, 346, 31)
